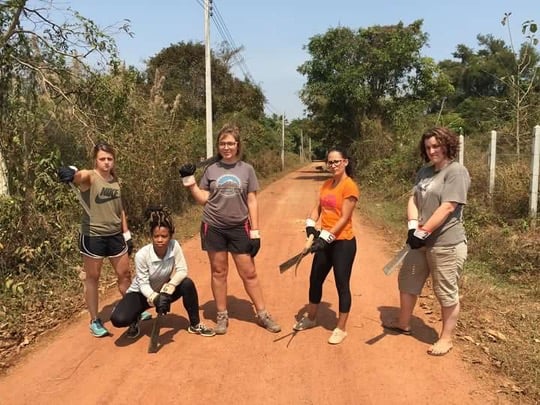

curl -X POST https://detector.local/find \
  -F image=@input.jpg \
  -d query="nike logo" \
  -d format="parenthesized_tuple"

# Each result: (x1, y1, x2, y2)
(95, 188, 120, 204)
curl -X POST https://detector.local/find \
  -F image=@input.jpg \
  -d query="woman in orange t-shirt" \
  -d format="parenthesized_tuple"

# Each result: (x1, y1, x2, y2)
(293, 147, 360, 345)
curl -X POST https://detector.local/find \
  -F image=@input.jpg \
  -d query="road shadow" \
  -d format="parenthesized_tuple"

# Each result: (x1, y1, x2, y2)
(292, 301, 336, 331)
(98, 300, 119, 323)
(364, 305, 439, 345)
(292, 164, 330, 181)
(113, 313, 189, 348)
(199, 295, 258, 326)
(273, 302, 337, 347)
(294, 175, 329, 181)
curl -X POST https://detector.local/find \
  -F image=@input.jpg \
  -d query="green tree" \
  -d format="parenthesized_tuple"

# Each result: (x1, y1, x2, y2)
(145, 42, 265, 124)
(298, 20, 450, 147)
(0, 0, 129, 274)
(501, 13, 539, 156)
(439, 16, 540, 149)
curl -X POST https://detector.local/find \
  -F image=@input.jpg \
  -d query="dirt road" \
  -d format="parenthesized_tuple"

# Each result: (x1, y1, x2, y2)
(0, 163, 504, 404)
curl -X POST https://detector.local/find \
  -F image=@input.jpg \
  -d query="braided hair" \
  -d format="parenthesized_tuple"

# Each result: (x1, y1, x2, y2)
(144, 205, 175, 235)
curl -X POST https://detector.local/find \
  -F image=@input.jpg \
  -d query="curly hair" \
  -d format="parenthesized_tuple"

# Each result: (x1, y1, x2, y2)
(144, 205, 175, 235)
(419, 127, 460, 162)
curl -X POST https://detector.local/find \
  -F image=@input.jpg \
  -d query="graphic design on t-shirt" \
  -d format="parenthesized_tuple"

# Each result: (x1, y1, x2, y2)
(95, 187, 120, 204)
(417, 176, 434, 199)
(321, 194, 337, 211)
(216, 174, 241, 198)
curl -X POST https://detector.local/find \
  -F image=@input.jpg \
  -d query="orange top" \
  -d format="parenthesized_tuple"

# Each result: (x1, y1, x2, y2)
(320, 176, 360, 240)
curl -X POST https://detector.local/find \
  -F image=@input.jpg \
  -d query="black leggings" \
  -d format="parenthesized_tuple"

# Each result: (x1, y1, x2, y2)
(308, 238, 357, 313)
(110, 277, 201, 327)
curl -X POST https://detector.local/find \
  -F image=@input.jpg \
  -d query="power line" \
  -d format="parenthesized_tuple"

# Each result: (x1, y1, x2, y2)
(194, 0, 277, 115)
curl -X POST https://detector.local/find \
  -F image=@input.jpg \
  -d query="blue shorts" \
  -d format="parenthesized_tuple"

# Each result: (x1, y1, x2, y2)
(79, 233, 127, 259)
(200, 222, 251, 254)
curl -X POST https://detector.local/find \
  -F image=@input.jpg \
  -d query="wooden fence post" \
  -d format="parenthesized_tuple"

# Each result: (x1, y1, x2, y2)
(530, 125, 540, 228)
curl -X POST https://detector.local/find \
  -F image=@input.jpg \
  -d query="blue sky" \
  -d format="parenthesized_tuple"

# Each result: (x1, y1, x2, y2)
(60, 0, 538, 119)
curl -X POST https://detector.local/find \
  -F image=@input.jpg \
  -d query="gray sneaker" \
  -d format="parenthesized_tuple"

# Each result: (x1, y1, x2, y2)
(257, 311, 281, 333)
(293, 315, 316, 331)
(215, 311, 229, 335)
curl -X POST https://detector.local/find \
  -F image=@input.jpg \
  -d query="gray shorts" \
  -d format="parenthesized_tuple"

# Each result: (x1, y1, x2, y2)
(398, 241, 467, 307)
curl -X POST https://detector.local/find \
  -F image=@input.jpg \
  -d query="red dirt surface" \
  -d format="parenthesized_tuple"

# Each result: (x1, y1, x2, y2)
(0, 163, 508, 404)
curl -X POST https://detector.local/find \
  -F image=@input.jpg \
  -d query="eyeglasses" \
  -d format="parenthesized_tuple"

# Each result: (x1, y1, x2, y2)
(218, 141, 238, 148)
(327, 159, 344, 166)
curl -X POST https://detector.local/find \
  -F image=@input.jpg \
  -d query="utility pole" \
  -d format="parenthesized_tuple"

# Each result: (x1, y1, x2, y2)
(204, 0, 213, 158)
(300, 129, 304, 163)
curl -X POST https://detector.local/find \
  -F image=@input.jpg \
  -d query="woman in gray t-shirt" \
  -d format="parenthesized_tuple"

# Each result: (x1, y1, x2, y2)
(384, 127, 470, 356)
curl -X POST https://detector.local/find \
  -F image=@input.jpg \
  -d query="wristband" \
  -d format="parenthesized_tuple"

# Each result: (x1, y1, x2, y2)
(123, 231, 132, 241)
(413, 227, 431, 240)
(249, 230, 260, 239)
(319, 229, 336, 243)
(147, 292, 158, 307)
(68, 165, 79, 172)
(305, 218, 316, 228)
(160, 283, 176, 295)
(407, 219, 418, 230)
(182, 175, 196, 187)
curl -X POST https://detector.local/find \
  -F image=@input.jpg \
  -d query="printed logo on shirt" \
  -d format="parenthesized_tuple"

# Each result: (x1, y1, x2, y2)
(321, 194, 337, 211)
(95, 187, 120, 204)
(216, 174, 241, 197)
(417, 177, 434, 199)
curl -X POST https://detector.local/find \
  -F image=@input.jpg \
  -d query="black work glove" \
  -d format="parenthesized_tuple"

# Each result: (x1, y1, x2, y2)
(179, 163, 196, 177)
(305, 226, 320, 239)
(178, 163, 196, 187)
(57, 166, 77, 183)
(310, 230, 335, 253)
(126, 239, 134, 256)
(123, 231, 133, 256)
(155, 293, 172, 315)
(249, 230, 261, 257)
(310, 237, 329, 253)
(249, 238, 261, 257)
(406, 229, 426, 250)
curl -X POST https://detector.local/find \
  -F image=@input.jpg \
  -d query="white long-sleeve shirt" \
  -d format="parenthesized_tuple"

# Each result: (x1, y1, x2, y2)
(127, 240, 188, 299)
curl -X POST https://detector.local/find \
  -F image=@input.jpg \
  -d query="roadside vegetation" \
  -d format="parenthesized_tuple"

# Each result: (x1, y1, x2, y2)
(1, 2, 538, 402)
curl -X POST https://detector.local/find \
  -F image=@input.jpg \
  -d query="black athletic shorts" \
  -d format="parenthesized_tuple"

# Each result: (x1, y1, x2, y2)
(200, 221, 251, 254)
(79, 233, 127, 259)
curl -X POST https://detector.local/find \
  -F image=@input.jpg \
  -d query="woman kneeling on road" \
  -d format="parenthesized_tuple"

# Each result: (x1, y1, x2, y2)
(110, 206, 215, 338)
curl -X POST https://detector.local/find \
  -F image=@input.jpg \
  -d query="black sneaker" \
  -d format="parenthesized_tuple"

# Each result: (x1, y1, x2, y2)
(126, 320, 140, 339)
(188, 323, 216, 337)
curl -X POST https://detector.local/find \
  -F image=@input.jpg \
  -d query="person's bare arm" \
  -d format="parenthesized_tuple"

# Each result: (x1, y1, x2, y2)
(407, 195, 419, 222)
(186, 183, 210, 205)
(72, 169, 93, 191)
(247, 191, 259, 229)
(422, 202, 458, 232)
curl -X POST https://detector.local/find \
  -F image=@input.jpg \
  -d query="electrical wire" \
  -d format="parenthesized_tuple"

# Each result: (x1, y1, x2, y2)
(194, 0, 279, 115)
